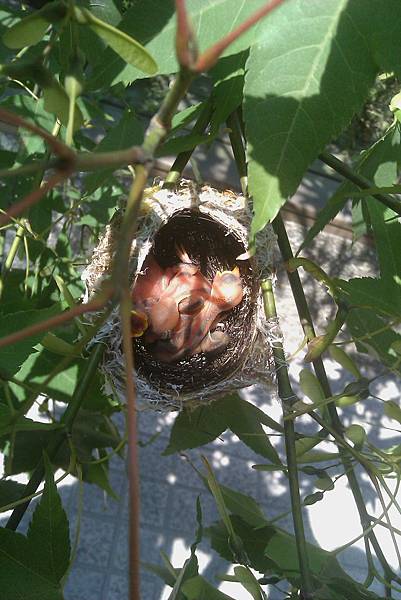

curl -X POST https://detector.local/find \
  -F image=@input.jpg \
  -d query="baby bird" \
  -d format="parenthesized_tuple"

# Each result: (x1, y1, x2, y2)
(152, 266, 243, 363)
(146, 245, 211, 340)
(131, 254, 172, 337)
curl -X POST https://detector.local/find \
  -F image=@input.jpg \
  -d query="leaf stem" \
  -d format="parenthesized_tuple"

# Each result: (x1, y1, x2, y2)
(319, 151, 401, 216)
(163, 100, 213, 188)
(272, 213, 398, 585)
(261, 279, 314, 599)
(226, 111, 248, 196)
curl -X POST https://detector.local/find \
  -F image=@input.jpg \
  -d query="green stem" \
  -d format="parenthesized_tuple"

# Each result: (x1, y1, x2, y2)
(272, 213, 397, 585)
(163, 99, 213, 188)
(319, 151, 401, 216)
(226, 111, 248, 196)
(261, 278, 314, 599)
(5, 343, 105, 531)
(0, 223, 24, 299)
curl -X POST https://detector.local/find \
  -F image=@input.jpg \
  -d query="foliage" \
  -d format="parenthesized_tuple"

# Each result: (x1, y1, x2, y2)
(0, 1, 401, 599)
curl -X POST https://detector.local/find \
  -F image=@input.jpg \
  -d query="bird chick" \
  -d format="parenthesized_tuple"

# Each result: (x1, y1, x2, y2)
(152, 265, 243, 363)
(146, 245, 211, 338)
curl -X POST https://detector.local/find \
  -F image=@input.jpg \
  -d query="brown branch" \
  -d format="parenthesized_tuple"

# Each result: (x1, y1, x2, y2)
(0, 169, 71, 226)
(175, 0, 197, 68)
(0, 289, 112, 350)
(0, 108, 74, 160)
(195, 0, 286, 72)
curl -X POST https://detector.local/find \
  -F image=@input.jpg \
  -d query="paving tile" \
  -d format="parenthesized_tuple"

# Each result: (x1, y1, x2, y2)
(64, 565, 105, 600)
(139, 445, 178, 491)
(121, 477, 170, 528)
(69, 469, 126, 518)
(165, 485, 219, 535)
(106, 572, 158, 600)
(73, 515, 117, 569)
(113, 524, 170, 572)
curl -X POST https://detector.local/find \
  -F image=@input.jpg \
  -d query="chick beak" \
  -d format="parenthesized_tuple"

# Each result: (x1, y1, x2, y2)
(130, 310, 148, 337)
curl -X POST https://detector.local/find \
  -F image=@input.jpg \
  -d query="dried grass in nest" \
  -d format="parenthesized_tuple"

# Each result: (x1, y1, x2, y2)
(83, 181, 277, 411)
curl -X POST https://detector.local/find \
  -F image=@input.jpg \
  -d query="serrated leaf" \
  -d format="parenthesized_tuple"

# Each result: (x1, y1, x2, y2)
(0, 404, 63, 437)
(0, 304, 61, 376)
(214, 395, 282, 465)
(0, 457, 69, 600)
(337, 277, 401, 317)
(244, 0, 401, 238)
(299, 123, 400, 251)
(85, 110, 144, 194)
(163, 405, 227, 455)
(27, 455, 71, 582)
(328, 345, 361, 379)
(0, 479, 25, 511)
(216, 484, 268, 529)
(366, 198, 401, 288)
(75, 7, 157, 75)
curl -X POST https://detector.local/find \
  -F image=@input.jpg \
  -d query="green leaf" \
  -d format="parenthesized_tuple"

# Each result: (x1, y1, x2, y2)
(0, 304, 61, 376)
(11, 346, 112, 412)
(156, 132, 214, 158)
(207, 517, 275, 574)
(314, 474, 334, 491)
(214, 395, 282, 465)
(0, 479, 25, 511)
(234, 566, 265, 600)
(74, 7, 157, 75)
(85, 110, 144, 194)
(27, 455, 71, 583)
(299, 369, 325, 404)
(163, 405, 227, 455)
(0, 404, 63, 437)
(215, 484, 268, 529)
(366, 199, 401, 287)
(2, 2, 67, 49)
(209, 52, 247, 135)
(244, 0, 401, 238)
(347, 308, 401, 375)
(182, 576, 235, 600)
(0, 457, 69, 600)
(0, 528, 64, 600)
(328, 345, 361, 379)
(299, 124, 400, 252)
(88, 0, 272, 89)
(303, 491, 324, 506)
(43, 79, 83, 129)
(337, 277, 401, 317)
(345, 424, 366, 448)
(384, 401, 401, 425)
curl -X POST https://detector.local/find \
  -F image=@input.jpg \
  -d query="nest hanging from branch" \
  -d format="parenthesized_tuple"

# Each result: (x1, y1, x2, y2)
(83, 181, 277, 411)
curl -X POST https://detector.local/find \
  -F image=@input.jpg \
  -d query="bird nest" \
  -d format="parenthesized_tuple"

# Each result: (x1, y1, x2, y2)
(83, 180, 277, 411)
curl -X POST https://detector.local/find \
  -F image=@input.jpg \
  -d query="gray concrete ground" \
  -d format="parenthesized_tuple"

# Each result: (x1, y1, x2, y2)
(1, 143, 400, 598)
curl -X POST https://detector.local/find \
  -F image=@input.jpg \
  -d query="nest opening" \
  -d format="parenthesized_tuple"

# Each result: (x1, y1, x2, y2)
(133, 209, 258, 394)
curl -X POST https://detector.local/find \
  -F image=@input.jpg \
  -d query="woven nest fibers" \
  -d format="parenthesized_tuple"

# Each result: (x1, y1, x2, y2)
(134, 208, 258, 394)
(84, 182, 275, 410)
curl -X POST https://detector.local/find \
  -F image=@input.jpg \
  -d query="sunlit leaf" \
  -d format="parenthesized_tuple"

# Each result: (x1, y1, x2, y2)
(2, 2, 67, 49)
(74, 7, 157, 75)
